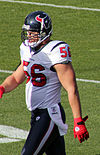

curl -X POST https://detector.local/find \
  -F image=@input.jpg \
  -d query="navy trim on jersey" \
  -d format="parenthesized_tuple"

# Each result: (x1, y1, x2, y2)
(50, 61, 71, 72)
(51, 41, 66, 52)
(30, 41, 66, 55)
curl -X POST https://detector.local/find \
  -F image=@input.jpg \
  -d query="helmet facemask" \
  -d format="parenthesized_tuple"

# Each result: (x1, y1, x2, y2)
(21, 28, 51, 48)
(22, 30, 41, 48)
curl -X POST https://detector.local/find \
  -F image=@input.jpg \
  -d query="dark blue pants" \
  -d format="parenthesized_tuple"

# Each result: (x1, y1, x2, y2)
(21, 103, 66, 155)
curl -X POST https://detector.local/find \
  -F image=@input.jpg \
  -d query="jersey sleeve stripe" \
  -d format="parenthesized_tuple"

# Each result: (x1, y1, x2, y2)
(51, 41, 66, 52)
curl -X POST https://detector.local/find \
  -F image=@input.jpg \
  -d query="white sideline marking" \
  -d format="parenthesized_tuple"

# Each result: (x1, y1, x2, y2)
(0, 137, 22, 143)
(0, 69, 100, 84)
(0, 0, 100, 12)
(0, 69, 13, 74)
(0, 125, 28, 139)
(76, 78, 100, 84)
(0, 125, 29, 143)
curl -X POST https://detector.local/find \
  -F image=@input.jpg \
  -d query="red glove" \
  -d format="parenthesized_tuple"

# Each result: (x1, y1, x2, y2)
(0, 86, 5, 98)
(73, 115, 89, 143)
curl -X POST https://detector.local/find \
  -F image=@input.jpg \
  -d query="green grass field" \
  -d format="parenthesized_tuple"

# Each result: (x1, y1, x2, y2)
(0, 0, 100, 154)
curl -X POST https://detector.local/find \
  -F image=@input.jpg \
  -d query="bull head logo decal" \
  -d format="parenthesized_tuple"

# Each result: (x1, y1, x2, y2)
(35, 15, 47, 23)
(35, 15, 47, 30)
(35, 15, 44, 23)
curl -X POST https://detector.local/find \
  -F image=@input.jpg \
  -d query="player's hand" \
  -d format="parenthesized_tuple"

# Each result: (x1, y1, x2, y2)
(73, 115, 89, 143)
(0, 86, 5, 98)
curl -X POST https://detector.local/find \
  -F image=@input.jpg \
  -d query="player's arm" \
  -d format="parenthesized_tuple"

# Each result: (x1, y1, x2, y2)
(54, 62, 81, 118)
(54, 62, 89, 143)
(0, 62, 26, 96)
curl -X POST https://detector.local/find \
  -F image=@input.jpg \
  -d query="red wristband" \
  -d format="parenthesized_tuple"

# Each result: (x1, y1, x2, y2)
(0, 86, 5, 93)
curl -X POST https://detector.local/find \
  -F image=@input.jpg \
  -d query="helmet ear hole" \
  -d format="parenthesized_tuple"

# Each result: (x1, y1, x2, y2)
(21, 11, 52, 48)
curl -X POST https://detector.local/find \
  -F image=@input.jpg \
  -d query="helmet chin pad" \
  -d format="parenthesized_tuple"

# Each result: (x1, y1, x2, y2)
(28, 41, 37, 48)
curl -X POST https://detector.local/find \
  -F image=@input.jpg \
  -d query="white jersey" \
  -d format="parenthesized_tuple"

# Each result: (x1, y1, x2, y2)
(20, 40, 72, 111)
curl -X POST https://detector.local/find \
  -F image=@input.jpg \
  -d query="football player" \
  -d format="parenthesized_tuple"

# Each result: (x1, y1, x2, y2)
(0, 11, 89, 155)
